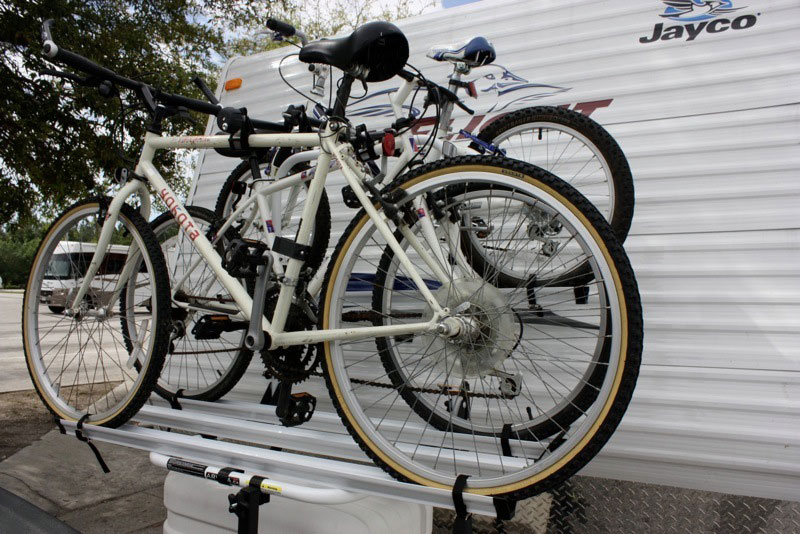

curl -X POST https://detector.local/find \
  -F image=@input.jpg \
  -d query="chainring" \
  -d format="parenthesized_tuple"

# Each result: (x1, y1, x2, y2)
(260, 289, 319, 384)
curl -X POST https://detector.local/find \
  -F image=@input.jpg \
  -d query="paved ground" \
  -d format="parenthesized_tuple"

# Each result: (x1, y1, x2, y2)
(0, 291, 35, 393)
(0, 290, 168, 533)
(0, 430, 167, 533)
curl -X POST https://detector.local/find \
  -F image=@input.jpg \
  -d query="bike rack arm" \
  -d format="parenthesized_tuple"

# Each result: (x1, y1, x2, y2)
(150, 452, 363, 505)
(58, 417, 499, 517)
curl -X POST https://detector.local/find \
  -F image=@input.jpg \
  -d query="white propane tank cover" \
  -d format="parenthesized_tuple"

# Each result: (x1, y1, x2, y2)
(162, 472, 433, 534)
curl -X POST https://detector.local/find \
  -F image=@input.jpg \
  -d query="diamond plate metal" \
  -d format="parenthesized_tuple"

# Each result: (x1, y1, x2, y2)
(432, 476, 800, 533)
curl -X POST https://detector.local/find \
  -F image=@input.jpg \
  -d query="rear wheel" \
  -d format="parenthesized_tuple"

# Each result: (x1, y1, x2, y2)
(320, 156, 642, 498)
(215, 150, 331, 276)
(478, 106, 634, 242)
(121, 206, 253, 401)
(22, 198, 170, 427)
(467, 107, 635, 288)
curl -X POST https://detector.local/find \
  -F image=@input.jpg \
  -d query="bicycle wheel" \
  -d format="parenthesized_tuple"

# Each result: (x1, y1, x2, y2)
(469, 107, 634, 288)
(120, 206, 253, 401)
(373, 206, 613, 441)
(320, 156, 642, 498)
(478, 106, 634, 241)
(22, 198, 170, 427)
(215, 149, 331, 275)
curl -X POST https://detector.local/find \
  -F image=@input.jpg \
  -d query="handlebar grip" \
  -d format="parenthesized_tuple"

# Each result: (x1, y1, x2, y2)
(42, 19, 59, 59)
(267, 18, 296, 37)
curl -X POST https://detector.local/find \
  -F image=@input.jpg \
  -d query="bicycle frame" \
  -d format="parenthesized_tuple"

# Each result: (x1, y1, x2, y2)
(67, 124, 463, 350)
(229, 65, 503, 298)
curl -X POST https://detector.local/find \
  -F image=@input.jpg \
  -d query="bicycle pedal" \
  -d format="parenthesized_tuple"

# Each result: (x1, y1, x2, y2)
(223, 238, 270, 278)
(191, 314, 247, 340)
(341, 185, 360, 209)
(277, 392, 317, 427)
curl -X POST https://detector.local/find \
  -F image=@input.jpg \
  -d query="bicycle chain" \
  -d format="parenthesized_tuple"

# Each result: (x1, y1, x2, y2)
(302, 370, 504, 400)
(179, 301, 504, 398)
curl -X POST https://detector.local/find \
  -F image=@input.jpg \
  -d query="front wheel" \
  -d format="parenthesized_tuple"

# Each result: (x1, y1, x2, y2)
(22, 198, 171, 427)
(319, 156, 642, 498)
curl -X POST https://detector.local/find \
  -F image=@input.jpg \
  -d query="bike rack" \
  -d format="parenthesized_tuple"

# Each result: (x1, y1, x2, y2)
(58, 396, 506, 533)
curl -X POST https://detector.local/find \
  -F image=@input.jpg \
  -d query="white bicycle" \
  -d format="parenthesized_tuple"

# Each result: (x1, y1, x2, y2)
(24, 19, 642, 499)
(175, 21, 636, 402)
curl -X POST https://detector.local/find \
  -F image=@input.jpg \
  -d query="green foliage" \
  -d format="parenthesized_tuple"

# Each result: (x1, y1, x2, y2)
(0, 219, 45, 287)
(0, 0, 253, 224)
(0, 0, 433, 227)
(225, 0, 435, 57)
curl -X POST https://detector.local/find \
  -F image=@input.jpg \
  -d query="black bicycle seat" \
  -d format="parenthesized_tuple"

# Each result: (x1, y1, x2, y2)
(427, 36, 496, 67)
(299, 21, 409, 82)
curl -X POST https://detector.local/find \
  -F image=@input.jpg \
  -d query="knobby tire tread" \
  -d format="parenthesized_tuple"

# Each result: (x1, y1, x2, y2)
(477, 106, 635, 243)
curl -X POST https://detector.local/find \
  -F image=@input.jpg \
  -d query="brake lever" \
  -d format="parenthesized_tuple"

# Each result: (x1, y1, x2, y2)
(431, 82, 475, 115)
(139, 85, 157, 112)
(39, 68, 117, 99)
(454, 99, 475, 115)
(192, 76, 219, 105)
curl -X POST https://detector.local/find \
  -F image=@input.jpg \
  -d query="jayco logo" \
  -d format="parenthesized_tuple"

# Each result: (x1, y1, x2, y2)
(640, 1, 759, 43)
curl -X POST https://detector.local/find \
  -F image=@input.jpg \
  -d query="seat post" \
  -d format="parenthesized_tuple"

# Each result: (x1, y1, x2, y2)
(331, 73, 355, 119)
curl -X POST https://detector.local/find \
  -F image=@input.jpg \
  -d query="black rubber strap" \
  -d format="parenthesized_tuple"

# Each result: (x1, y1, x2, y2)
(500, 423, 513, 457)
(272, 236, 311, 262)
(492, 497, 517, 521)
(451, 474, 472, 534)
(75, 414, 110, 474)
(53, 416, 66, 435)
(217, 467, 245, 486)
(249, 475, 266, 490)
(167, 389, 185, 410)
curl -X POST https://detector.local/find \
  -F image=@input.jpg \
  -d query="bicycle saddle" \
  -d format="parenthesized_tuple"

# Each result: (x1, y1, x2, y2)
(427, 36, 496, 67)
(298, 21, 409, 82)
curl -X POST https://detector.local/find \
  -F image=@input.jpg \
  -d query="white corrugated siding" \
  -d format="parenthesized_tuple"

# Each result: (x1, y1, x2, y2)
(188, 0, 800, 500)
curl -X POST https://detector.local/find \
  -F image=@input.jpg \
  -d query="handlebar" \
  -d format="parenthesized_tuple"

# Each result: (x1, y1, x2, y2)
(40, 19, 289, 132)
(266, 18, 308, 46)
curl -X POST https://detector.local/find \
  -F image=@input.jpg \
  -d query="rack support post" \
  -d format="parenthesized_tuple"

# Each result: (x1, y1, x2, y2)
(228, 481, 270, 534)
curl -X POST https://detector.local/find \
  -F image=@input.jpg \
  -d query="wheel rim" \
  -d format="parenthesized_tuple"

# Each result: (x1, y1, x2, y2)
(323, 168, 626, 492)
(458, 188, 592, 288)
(124, 212, 247, 398)
(24, 204, 160, 423)
(378, 216, 609, 437)
(491, 122, 616, 224)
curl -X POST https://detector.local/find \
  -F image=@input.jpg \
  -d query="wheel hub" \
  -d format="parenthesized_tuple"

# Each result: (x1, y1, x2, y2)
(426, 278, 518, 379)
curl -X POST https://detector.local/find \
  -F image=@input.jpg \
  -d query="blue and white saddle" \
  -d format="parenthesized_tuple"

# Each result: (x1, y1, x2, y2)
(427, 36, 496, 67)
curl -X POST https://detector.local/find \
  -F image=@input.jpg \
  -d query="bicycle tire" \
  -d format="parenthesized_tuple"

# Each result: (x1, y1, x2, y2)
(120, 206, 253, 401)
(22, 197, 170, 428)
(463, 107, 634, 288)
(319, 155, 642, 499)
(477, 106, 634, 241)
